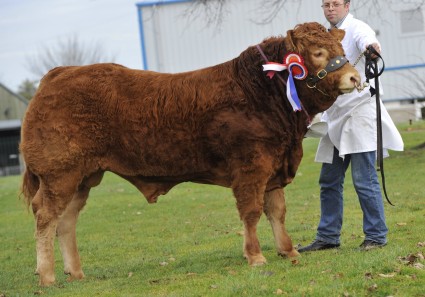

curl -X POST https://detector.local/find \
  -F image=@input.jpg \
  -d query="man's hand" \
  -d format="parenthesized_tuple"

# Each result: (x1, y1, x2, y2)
(366, 43, 381, 59)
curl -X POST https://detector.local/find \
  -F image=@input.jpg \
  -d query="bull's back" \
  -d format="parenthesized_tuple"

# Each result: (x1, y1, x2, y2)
(21, 62, 240, 176)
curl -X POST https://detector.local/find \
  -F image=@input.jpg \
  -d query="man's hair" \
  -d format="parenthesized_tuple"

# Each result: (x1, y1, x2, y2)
(322, 0, 351, 3)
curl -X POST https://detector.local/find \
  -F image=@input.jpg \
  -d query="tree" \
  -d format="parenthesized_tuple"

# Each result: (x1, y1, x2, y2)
(188, 0, 425, 25)
(26, 36, 115, 80)
(17, 79, 37, 100)
(183, 0, 228, 29)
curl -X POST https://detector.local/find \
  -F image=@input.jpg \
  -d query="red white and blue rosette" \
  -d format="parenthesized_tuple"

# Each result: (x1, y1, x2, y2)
(262, 52, 308, 111)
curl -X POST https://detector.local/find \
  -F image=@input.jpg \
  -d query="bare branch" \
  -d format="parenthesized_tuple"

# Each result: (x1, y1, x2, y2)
(181, 0, 229, 33)
(27, 36, 115, 79)
(17, 79, 37, 100)
(251, 0, 295, 24)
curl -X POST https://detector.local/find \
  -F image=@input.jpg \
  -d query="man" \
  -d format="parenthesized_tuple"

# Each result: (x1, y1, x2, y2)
(298, 0, 404, 253)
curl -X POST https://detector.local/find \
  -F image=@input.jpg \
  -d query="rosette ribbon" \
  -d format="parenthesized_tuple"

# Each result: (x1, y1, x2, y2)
(262, 53, 308, 111)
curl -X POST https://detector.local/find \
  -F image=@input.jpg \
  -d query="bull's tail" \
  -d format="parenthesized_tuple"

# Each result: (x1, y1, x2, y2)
(20, 167, 40, 208)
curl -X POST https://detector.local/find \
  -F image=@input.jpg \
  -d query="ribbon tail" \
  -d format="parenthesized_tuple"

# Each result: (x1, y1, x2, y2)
(286, 73, 302, 111)
(263, 63, 287, 79)
(267, 71, 275, 79)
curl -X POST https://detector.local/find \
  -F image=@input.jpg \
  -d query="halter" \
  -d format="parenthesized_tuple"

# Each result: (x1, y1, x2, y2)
(306, 56, 349, 89)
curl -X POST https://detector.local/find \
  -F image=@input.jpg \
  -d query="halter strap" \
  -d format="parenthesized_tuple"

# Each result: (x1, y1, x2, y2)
(306, 56, 348, 88)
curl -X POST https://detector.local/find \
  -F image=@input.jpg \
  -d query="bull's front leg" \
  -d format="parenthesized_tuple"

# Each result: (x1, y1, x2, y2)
(232, 177, 268, 266)
(264, 188, 299, 258)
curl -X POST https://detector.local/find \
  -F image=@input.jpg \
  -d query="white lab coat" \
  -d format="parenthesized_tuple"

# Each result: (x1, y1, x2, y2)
(315, 14, 404, 163)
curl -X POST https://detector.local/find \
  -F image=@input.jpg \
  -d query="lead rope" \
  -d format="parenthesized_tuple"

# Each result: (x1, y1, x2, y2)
(364, 46, 394, 206)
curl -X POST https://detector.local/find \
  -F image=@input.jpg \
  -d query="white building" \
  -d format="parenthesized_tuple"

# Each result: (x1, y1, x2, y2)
(136, 0, 425, 122)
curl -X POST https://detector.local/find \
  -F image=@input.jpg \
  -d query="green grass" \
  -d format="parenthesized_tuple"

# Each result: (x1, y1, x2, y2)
(1, 121, 424, 297)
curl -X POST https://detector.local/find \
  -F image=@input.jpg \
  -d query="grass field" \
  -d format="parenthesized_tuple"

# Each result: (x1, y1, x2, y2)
(1, 121, 424, 297)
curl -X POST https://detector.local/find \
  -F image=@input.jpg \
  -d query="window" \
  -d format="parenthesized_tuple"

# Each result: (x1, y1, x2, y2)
(400, 9, 424, 34)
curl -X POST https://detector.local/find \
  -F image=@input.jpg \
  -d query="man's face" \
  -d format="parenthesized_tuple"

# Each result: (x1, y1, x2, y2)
(321, 1, 350, 25)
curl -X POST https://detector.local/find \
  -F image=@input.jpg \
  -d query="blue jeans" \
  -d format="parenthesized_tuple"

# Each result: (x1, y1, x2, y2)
(316, 147, 388, 245)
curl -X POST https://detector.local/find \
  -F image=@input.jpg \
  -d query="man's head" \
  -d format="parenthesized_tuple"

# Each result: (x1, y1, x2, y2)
(321, 0, 350, 26)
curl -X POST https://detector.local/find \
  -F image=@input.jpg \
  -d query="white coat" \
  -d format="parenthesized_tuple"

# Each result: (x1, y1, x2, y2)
(315, 13, 404, 163)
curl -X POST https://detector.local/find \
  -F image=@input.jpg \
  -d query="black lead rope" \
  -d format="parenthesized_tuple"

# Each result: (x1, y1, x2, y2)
(364, 45, 394, 206)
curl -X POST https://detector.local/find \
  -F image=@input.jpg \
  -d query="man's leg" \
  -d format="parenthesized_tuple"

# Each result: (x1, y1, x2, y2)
(316, 147, 349, 244)
(298, 147, 349, 252)
(350, 151, 388, 247)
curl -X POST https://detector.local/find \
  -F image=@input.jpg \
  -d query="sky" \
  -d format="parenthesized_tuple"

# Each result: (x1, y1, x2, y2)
(0, 0, 144, 92)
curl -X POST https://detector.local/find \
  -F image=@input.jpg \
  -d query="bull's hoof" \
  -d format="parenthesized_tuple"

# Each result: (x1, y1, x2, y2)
(36, 267, 56, 287)
(65, 270, 85, 282)
(247, 254, 267, 266)
(278, 249, 300, 258)
(39, 274, 56, 287)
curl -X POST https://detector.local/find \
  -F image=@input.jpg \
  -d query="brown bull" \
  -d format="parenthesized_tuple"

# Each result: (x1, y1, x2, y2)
(20, 22, 360, 286)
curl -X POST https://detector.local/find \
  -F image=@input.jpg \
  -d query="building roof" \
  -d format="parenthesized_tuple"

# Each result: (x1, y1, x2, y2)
(0, 119, 21, 131)
(0, 82, 30, 106)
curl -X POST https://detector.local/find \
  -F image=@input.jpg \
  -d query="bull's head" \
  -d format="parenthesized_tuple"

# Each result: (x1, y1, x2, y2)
(284, 22, 360, 104)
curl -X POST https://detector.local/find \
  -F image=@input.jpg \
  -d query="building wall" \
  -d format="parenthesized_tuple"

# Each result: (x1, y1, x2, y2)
(137, 0, 324, 73)
(357, 2, 425, 102)
(0, 82, 29, 121)
(136, 0, 425, 121)
(0, 83, 29, 176)
(386, 104, 418, 123)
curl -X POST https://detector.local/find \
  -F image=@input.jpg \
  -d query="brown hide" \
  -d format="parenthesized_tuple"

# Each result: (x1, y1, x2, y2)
(22, 23, 351, 198)
(20, 22, 359, 286)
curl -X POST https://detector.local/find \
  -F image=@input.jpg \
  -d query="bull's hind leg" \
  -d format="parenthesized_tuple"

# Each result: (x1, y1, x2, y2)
(32, 189, 58, 286)
(264, 188, 299, 258)
(32, 186, 73, 285)
(57, 171, 104, 282)
(32, 173, 83, 286)
(57, 189, 88, 281)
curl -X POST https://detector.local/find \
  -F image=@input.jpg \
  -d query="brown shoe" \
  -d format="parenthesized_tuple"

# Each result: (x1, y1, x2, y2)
(297, 240, 340, 253)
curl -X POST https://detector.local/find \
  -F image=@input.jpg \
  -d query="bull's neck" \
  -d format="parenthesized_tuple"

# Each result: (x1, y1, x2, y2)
(233, 40, 286, 104)
(235, 40, 340, 131)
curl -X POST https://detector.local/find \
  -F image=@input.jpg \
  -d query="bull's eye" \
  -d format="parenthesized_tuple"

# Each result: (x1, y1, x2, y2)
(313, 51, 323, 58)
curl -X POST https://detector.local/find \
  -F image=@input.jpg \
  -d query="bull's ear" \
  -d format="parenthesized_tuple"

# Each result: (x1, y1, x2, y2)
(330, 28, 345, 42)
(284, 29, 297, 52)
